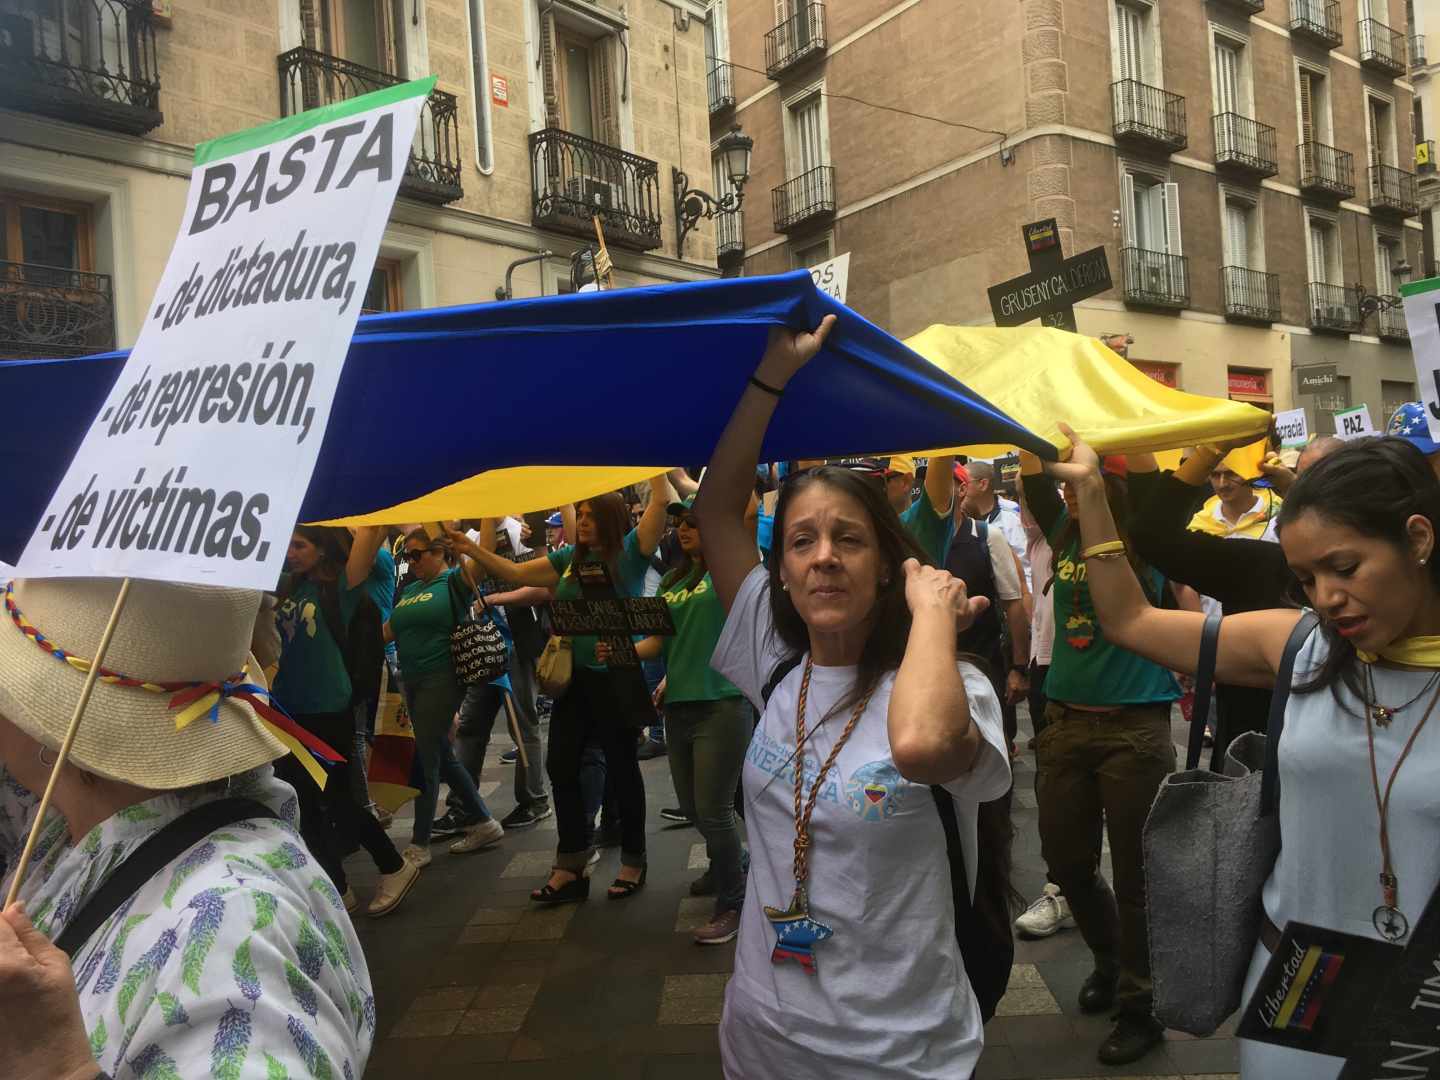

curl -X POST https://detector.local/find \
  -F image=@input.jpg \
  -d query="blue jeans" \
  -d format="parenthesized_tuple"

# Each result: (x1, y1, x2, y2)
(405, 668, 492, 845)
(666, 697, 751, 913)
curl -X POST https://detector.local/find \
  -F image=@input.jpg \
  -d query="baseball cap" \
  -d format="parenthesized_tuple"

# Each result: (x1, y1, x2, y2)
(545, 512, 563, 527)
(667, 494, 697, 515)
(885, 454, 917, 477)
(953, 462, 970, 484)
(1387, 402, 1440, 455)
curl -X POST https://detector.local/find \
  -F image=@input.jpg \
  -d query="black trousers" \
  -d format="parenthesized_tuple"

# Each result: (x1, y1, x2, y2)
(277, 708, 405, 893)
(548, 667, 649, 871)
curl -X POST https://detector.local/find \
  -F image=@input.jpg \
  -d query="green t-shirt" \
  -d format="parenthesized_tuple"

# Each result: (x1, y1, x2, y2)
(901, 489, 956, 566)
(1043, 519, 1181, 707)
(659, 569, 741, 704)
(547, 529, 650, 671)
(391, 568, 463, 678)
(272, 555, 393, 715)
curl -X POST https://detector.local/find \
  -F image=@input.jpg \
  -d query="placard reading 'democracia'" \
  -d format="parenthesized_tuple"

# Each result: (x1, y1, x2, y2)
(17, 78, 433, 589)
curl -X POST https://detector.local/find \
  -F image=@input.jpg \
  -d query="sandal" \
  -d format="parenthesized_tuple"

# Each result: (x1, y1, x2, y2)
(607, 867, 647, 900)
(531, 868, 590, 905)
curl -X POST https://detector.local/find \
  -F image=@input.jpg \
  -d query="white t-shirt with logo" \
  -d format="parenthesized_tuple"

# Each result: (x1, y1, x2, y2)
(712, 566, 1012, 1079)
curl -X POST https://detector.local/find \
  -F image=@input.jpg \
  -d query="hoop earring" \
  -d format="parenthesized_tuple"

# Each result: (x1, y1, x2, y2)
(38, 746, 57, 767)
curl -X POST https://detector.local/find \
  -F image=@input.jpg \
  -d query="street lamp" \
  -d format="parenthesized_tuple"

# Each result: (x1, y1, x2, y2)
(672, 125, 753, 258)
(1354, 259, 1414, 322)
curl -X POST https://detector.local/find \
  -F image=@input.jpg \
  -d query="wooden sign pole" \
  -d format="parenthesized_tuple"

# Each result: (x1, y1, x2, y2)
(592, 216, 616, 290)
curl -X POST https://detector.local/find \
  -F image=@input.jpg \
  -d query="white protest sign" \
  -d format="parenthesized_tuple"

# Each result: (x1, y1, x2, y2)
(18, 79, 433, 588)
(1274, 407, 1308, 449)
(808, 252, 850, 305)
(1334, 404, 1375, 441)
(1402, 275, 1440, 445)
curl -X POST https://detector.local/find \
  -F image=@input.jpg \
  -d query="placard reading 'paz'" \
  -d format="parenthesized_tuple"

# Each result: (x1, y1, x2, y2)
(16, 79, 432, 589)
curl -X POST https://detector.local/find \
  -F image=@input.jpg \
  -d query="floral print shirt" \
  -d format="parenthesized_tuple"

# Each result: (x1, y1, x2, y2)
(0, 766, 374, 1079)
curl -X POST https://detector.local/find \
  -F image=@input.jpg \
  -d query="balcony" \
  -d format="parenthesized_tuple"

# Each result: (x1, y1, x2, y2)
(1289, 0, 1342, 49)
(1219, 0, 1264, 11)
(1378, 304, 1410, 343)
(1214, 113, 1278, 178)
(708, 61, 735, 115)
(765, 2, 826, 80)
(1412, 34, 1428, 70)
(1221, 266, 1281, 324)
(715, 211, 744, 268)
(0, 0, 161, 134)
(772, 165, 835, 233)
(1308, 282, 1360, 333)
(1359, 17, 1407, 76)
(1121, 247, 1189, 309)
(1298, 141, 1355, 199)
(529, 128, 662, 252)
(277, 47, 462, 205)
(0, 260, 115, 360)
(1369, 163, 1418, 216)
(1111, 79, 1187, 153)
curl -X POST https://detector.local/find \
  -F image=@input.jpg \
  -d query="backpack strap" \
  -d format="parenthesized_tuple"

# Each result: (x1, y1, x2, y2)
(1260, 611, 1319, 818)
(54, 797, 280, 958)
(761, 654, 803, 708)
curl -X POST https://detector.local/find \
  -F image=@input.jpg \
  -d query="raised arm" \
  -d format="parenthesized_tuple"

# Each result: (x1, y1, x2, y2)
(636, 473, 674, 557)
(444, 528, 560, 588)
(344, 526, 386, 589)
(694, 316, 837, 612)
(560, 504, 577, 547)
(669, 467, 701, 499)
(1019, 454, 1065, 539)
(1045, 424, 1301, 688)
(923, 454, 956, 516)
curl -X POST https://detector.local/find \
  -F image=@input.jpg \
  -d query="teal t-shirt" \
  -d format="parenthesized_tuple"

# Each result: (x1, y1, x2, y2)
(273, 552, 395, 715)
(900, 490, 956, 566)
(547, 530, 650, 671)
(659, 569, 741, 704)
(391, 567, 463, 678)
(1043, 514, 1181, 707)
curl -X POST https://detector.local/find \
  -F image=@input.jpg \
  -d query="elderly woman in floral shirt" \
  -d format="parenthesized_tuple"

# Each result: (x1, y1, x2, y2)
(0, 576, 373, 1080)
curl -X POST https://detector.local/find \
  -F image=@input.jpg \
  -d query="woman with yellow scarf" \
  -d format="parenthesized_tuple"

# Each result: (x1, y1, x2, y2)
(1044, 427, 1440, 1079)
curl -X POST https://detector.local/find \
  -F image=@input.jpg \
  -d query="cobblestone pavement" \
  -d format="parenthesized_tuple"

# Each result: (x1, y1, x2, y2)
(350, 708, 1240, 1079)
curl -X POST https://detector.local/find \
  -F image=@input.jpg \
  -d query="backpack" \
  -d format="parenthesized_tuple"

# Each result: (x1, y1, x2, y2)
(314, 580, 386, 710)
(761, 657, 1014, 1022)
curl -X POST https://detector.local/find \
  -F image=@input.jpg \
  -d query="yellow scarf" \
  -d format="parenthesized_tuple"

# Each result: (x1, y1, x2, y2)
(1357, 637, 1440, 666)
(1187, 491, 1281, 539)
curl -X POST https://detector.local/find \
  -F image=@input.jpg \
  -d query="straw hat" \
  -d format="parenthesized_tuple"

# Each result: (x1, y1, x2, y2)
(0, 577, 287, 789)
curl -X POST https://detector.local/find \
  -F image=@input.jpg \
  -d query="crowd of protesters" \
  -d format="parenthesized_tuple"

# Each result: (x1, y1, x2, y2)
(5, 317, 1440, 1079)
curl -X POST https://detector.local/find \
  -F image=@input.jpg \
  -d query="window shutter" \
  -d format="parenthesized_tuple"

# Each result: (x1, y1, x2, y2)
(1120, 173, 1137, 247)
(1226, 204, 1249, 268)
(1299, 72, 1314, 144)
(1163, 182, 1183, 256)
(593, 39, 620, 148)
(1214, 42, 1239, 116)
(1116, 3, 1139, 82)
(1309, 223, 1328, 284)
(540, 9, 561, 130)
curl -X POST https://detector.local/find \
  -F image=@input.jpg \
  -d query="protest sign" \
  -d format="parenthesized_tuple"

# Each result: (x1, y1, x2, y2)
(808, 252, 850, 304)
(16, 78, 433, 589)
(1401, 275, 1440, 446)
(1274, 408, 1308, 450)
(1334, 405, 1375, 440)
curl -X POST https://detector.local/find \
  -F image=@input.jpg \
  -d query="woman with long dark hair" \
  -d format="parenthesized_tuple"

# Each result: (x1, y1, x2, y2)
(445, 476, 672, 902)
(695, 318, 1012, 1079)
(1043, 426, 1440, 1080)
(273, 524, 417, 916)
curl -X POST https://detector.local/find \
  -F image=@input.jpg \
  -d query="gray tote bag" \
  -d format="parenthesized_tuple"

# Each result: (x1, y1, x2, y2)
(1143, 610, 1317, 1037)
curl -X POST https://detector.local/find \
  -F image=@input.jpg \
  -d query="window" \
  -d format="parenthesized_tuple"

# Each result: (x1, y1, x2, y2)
(1223, 197, 1259, 270)
(1368, 93, 1397, 168)
(317, 0, 406, 73)
(1382, 380, 1416, 422)
(785, 90, 828, 178)
(0, 191, 93, 270)
(1306, 214, 1341, 285)
(1121, 171, 1182, 255)
(1297, 66, 1332, 144)
(1212, 34, 1251, 118)
(791, 234, 833, 269)
(6, 2, 128, 80)
(360, 258, 403, 314)
(706, 0, 729, 64)
(535, 4, 623, 146)
(1113, 1, 1156, 84)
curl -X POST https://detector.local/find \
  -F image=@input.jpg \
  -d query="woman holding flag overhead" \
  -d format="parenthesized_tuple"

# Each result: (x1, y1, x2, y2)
(0, 576, 373, 1080)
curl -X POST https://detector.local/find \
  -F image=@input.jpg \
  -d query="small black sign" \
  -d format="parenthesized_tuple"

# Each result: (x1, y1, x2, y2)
(548, 596, 675, 638)
(988, 246, 1113, 328)
(1297, 365, 1339, 393)
(1024, 218, 1061, 255)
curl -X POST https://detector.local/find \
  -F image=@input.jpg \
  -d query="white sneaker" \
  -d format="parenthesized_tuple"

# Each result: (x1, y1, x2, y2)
(367, 858, 420, 917)
(402, 843, 432, 868)
(1014, 883, 1075, 938)
(586, 848, 602, 872)
(449, 817, 505, 854)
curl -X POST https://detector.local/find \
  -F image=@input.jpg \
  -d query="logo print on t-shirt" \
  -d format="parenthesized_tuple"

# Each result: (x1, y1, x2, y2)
(844, 761, 905, 822)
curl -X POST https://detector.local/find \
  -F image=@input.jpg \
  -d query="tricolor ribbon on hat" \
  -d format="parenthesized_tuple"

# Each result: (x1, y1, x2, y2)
(6, 582, 342, 789)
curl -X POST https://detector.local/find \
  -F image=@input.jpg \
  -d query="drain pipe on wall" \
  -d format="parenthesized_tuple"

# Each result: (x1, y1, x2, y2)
(498, 250, 554, 301)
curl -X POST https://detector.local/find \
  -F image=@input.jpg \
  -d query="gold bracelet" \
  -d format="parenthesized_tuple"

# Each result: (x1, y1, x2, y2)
(1081, 540, 1127, 560)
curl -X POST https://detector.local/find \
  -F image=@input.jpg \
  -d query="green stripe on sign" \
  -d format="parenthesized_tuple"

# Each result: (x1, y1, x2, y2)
(1399, 274, 1440, 298)
(193, 75, 438, 166)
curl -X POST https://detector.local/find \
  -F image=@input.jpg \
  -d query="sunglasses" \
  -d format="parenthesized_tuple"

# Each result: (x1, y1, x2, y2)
(673, 515, 699, 529)
(401, 547, 437, 562)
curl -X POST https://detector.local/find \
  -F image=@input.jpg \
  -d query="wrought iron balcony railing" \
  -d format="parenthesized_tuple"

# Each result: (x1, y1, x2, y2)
(0, 0, 161, 134)
(1369, 163, 1418, 216)
(1214, 113, 1278, 177)
(1290, 0, 1342, 49)
(772, 165, 835, 233)
(1221, 266, 1281, 324)
(0, 260, 115, 359)
(715, 210, 744, 265)
(1121, 247, 1189, 308)
(1378, 303, 1410, 342)
(1359, 17, 1407, 76)
(1411, 34, 1428, 69)
(765, 2, 826, 80)
(529, 128, 662, 252)
(1299, 141, 1355, 199)
(277, 47, 462, 205)
(708, 61, 735, 114)
(1308, 281, 1360, 333)
(1111, 79, 1187, 152)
